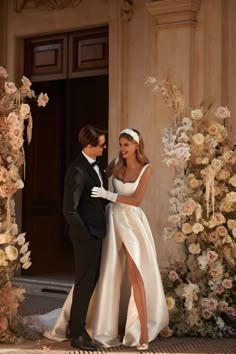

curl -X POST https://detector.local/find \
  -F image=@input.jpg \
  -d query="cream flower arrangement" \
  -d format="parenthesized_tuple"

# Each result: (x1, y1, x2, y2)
(0, 67, 48, 343)
(146, 77, 236, 337)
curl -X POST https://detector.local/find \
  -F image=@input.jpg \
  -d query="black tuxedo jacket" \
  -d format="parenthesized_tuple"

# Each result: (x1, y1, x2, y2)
(63, 152, 108, 240)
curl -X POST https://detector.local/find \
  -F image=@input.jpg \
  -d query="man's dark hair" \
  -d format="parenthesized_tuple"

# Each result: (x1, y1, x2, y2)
(78, 125, 107, 147)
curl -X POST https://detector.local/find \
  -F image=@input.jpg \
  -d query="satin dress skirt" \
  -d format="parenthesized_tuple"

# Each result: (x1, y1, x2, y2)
(42, 202, 169, 347)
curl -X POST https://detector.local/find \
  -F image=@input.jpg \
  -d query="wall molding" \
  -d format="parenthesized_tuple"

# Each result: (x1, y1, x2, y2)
(146, 0, 201, 28)
(14, 0, 82, 13)
(121, 0, 134, 22)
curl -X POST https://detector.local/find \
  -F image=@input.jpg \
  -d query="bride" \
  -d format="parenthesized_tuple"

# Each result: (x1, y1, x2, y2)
(40, 128, 169, 350)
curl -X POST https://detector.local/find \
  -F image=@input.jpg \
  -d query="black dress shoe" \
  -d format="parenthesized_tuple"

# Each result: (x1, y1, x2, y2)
(71, 335, 98, 351)
(82, 329, 92, 340)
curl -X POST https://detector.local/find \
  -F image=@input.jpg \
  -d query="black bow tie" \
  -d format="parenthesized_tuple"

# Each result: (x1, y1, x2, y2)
(91, 160, 98, 167)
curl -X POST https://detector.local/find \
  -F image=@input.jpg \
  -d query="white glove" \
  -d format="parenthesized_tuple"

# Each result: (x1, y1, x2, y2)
(91, 186, 118, 203)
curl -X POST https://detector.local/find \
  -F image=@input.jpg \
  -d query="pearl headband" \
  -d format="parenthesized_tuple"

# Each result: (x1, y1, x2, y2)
(120, 128, 139, 144)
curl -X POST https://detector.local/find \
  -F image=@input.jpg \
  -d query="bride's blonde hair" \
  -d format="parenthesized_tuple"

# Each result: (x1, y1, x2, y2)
(113, 129, 150, 180)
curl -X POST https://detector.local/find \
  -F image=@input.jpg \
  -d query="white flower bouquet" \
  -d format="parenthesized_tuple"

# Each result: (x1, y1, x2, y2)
(0, 67, 48, 342)
(146, 78, 236, 337)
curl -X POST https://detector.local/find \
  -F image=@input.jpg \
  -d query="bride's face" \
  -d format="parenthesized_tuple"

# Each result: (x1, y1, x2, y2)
(119, 137, 137, 159)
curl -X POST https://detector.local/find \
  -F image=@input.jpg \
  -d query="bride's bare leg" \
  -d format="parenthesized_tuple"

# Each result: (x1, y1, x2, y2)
(123, 246, 148, 345)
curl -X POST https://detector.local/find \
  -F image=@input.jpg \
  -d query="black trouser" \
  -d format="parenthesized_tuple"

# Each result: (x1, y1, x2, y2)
(69, 237, 102, 338)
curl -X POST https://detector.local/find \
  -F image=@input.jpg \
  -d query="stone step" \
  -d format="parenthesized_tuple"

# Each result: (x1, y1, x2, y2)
(12, 274, 73, 299)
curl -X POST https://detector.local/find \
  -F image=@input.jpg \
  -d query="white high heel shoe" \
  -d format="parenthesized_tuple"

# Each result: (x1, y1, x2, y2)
(137, 343, 148, 351)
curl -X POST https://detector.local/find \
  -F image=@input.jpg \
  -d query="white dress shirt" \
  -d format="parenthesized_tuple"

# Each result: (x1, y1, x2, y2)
(82, 150, 103, 185)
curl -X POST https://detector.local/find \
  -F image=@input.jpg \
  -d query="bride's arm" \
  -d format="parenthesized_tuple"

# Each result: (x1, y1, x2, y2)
(116, 166, 152, 207)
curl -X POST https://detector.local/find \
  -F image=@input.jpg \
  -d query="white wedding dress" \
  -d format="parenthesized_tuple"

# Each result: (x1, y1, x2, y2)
(39, 164, 169, 347)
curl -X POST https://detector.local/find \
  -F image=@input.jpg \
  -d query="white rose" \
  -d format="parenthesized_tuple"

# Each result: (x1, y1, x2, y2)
(215, 106, 231, 119)
(182, 223, 192, 234)
(208, 123, 219, 135)
(227, 219, 236, 230)
(189, 178, 200, 189)
(0, 66, 8, 78)
(201, 157, 209, 164)
(20, 103, 31, 119)
(198, 254, 208, 270)
(182, 117, 192, 127)
(6, 156, 13, 163)
(181, 198, 196, 216)
(15, 179, 24, 189)
(5, 245, 18, 261)
(192, 223, 204, 234)
(4, 81, 17, 94)
(226, 191, 236, 202)
(229, 174, 236, 187)
(5, 112, 18, 125)
(192, 133, 204, 145)
(174, 231, 186, 243)
(191, 109, 203, 120)
(189, 243, 201, 254)
(0, 233, 13, 244)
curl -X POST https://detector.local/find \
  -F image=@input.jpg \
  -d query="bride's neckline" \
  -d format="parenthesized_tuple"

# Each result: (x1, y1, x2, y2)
(114, 164, 149, 184)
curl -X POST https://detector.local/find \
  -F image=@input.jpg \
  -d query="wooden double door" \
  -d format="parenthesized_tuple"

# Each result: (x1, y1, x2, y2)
(23, 27, 108, 275)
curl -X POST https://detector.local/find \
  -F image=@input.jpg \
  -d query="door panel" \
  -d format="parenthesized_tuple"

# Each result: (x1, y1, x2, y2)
(24, 34, 68, 82)
(69, 27, 108, 78)
(67, 75, 108, 165)
(23, 81, 66, 274)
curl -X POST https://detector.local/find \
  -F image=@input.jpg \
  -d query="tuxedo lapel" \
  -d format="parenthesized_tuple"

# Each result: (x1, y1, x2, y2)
(79, 153, 102, 186)
(87, 165, 102, 186)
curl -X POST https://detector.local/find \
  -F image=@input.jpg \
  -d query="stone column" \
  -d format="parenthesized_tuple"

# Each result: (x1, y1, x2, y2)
(146, 0, 201, 104)
(225, 0, 236, 141)
(145, 0, 201, 266)
(108, 1, 133, 160)
(0, 0, 8, 67)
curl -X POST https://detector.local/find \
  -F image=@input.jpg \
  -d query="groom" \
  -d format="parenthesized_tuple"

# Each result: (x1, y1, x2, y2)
(63, 125, 108, 350)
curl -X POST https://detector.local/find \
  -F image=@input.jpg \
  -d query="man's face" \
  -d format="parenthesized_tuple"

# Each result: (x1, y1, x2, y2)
(92, 135, 106, 157)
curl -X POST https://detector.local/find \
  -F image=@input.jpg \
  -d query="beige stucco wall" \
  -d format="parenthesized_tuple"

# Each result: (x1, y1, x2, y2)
(0, 0, 235, 269)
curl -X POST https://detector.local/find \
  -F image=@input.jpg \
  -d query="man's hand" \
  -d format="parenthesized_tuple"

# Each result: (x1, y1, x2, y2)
(91, 186, 118, 203)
